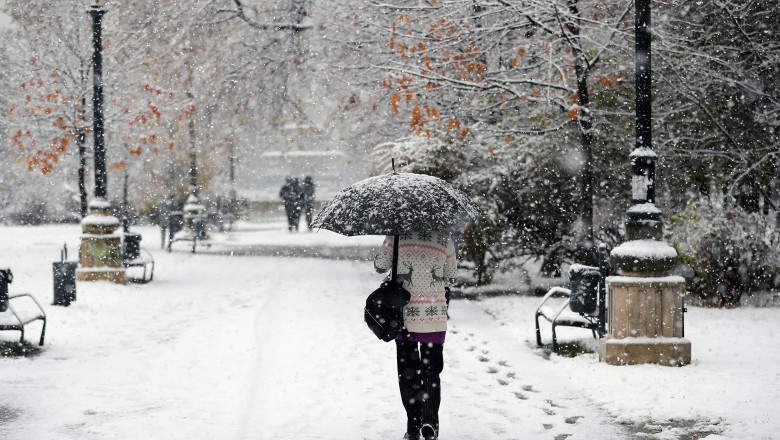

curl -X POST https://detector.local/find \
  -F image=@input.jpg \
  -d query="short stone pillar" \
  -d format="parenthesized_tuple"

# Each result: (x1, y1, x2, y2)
(77, 199, 126, 283)
(600, 274, 690, 366)
(183, 193, 206, 235)
(599, 212, 691, 366)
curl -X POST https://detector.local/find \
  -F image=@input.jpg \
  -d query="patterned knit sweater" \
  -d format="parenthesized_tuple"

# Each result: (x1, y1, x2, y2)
(374, 231, 457, 333)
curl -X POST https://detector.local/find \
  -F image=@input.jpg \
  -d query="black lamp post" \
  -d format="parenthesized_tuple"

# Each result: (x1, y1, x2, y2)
(181, 43, 205, 241)
(187, 91, 198, 198)
(87, 4, 108, 201)
(624, 0, 663, 241)
(78, 3, 125, 284)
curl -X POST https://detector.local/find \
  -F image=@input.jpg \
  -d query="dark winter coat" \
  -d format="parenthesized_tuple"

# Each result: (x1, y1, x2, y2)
(279, 181, 301, 207)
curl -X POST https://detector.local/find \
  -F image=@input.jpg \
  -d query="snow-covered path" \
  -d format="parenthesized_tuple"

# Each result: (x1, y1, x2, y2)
(234, 256, 623, 439)
(0, 224, 622, 440)
(3, 225, 779, 439)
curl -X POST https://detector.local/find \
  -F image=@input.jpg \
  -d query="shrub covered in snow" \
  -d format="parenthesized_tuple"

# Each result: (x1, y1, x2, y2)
(667, 197, 780, 307)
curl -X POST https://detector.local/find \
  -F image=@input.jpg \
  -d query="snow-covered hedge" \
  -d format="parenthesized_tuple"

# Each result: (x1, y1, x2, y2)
(667, 197, 780, 307)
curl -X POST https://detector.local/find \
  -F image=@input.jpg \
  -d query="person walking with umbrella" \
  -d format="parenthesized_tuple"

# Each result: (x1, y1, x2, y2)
(374, 230, 457, 440)
(311, 166, 483, 440)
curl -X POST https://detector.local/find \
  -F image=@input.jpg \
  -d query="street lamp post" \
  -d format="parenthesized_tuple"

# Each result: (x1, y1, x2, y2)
(181, 47, 205, 243)
(187, 92, 198, 197)
(87, 4, 108, 200)
(598, 0, 690, 366)
(77, 3, 125, 284)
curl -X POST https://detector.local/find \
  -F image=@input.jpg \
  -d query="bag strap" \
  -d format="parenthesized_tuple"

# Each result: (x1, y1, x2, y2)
(392, 235, 409, 338)
(391, 235, 399, 282)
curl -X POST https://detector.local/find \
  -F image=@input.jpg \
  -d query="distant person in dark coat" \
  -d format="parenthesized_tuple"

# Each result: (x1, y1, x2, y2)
(279, 177, 302, 231)
(301, 176, 315, 230)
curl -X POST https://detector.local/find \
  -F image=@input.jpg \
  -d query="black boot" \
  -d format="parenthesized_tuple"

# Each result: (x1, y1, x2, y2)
(421, 424, 437, 440)
(420, 377, 441, 436)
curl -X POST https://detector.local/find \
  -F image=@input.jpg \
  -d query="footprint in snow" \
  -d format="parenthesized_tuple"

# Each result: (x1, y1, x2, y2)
(522, 385, 539, 393)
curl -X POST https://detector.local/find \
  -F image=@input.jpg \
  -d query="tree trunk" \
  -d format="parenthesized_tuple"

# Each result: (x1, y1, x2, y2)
(568, 0, 595, 265)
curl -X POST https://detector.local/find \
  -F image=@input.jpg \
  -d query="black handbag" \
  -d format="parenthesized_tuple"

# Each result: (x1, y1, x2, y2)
(365, 236, 411, 342)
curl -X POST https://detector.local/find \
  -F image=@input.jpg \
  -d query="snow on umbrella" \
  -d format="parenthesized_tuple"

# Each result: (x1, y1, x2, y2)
(311, 172, 484, 236)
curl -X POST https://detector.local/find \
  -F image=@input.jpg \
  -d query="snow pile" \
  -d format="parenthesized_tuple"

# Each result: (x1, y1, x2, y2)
(611, 239, 678, 260)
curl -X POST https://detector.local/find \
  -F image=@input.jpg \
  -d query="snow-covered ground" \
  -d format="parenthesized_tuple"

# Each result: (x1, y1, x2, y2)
(0, 223, 778, 440)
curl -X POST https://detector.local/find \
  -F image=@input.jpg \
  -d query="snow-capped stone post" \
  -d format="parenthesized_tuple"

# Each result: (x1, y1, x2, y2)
(598, 0, 690, 366)
(78, 3, 125, 283)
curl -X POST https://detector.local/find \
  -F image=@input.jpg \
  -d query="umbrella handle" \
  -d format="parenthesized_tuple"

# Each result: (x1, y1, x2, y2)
(392, 158, 395, 173)
(391, 235, 399, 281)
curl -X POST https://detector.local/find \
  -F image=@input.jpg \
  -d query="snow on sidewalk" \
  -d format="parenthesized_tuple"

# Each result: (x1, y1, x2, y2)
(234, 257, 623, 440)
(1, 225, 778, 439)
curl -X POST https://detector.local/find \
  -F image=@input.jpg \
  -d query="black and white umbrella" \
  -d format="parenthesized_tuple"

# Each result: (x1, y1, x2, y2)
(311, 172, 484, 236)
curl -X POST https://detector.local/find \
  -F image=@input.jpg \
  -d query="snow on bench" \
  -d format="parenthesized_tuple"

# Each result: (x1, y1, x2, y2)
(0, 294, 46, 348)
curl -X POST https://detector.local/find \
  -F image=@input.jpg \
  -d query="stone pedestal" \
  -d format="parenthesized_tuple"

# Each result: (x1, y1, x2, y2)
(77, 199, 126, 283)
(183, 193, 206, 236)
(599, 275, 691, 366)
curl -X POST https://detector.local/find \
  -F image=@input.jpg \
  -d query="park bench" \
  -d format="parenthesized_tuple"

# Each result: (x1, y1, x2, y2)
(0, 269, 46, 352)
(534, 244, 608, 353)
(122, 233, 155, 283)
(167, 211, 209, 253)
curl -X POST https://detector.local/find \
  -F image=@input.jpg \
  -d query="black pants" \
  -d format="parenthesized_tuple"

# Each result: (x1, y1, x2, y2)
(396, 338, 443, 434)
(303, 202, 314, 228)
(284, 204, 300, 230)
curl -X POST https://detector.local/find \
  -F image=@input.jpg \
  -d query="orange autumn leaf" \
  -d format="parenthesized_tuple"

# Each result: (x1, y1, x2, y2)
(410, 104, 422, 127)
(506, 136, 512, 144)
(488, 146, 494, 154)
(568, 107, 580, 119)
(518, 48, 526, 57)
(512, 58, 518, 67)
(390, 92, 401, 113)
